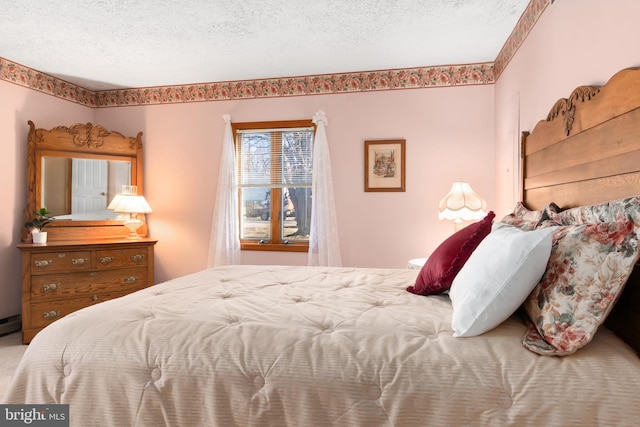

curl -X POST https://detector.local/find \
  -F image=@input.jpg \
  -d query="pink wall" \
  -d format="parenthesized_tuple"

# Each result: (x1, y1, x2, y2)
(1, 76, 493, 319)
(0, 80, 93, 319)
(494, 0, 640, 214)
(96, 85, 495, 283)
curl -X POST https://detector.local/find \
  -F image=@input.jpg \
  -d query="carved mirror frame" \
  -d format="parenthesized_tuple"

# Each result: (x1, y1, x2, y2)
(24, 121, 145, 242)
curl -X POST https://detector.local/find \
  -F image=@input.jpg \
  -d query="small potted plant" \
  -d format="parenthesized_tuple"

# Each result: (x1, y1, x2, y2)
(26, 207, 55, 244)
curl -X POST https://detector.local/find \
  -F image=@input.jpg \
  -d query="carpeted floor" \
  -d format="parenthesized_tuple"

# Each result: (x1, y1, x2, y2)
(0, 332, 28, 402)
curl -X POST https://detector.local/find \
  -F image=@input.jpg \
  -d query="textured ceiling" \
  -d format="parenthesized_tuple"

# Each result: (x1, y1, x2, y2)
(0, 0, 530, 91)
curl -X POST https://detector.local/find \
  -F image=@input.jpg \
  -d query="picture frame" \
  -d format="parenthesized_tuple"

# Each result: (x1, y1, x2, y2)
(364, 139, 406, 192)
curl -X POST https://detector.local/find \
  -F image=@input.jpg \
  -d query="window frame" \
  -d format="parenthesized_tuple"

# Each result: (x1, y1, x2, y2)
(232, 119, 315, 252)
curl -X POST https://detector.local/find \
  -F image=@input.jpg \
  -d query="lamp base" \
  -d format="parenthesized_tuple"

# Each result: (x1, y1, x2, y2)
(124, 217, 143, 239)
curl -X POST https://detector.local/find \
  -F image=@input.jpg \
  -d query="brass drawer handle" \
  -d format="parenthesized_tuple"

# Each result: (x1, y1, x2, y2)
(99, 256, 115, 265)
(130, 254, 145, 262)
(124, 276, 139, 284)
(34, 259, 53, 268)
(72, 257, 88, 266)
(43, 283, 61, 293)
(43, 310, 60, 319)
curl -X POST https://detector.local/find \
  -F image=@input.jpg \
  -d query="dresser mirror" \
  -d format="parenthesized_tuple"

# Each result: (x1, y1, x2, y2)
(40, 155, 132, 219)
(24, 121, 145, 241)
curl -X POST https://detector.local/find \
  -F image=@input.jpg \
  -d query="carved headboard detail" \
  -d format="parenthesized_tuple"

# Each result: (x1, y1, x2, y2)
(545, 85, 601, 136)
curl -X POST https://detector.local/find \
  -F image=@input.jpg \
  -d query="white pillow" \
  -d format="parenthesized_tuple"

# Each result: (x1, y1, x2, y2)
(450, 224, 556, 337)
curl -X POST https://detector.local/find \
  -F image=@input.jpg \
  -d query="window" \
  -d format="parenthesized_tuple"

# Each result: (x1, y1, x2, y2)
(233, 120, 315, 252)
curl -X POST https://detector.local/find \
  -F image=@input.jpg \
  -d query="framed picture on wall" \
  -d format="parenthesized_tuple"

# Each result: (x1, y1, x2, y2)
(364, 139, 406, 192)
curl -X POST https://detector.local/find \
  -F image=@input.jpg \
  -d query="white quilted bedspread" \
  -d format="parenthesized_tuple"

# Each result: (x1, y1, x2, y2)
(4, 265, 640, 426)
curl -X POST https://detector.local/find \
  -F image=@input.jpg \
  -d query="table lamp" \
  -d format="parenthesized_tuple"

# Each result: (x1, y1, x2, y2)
(107, 185, 152, 238)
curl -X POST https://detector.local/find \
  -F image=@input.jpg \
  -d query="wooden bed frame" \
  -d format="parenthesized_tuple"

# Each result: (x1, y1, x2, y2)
(522, 67, 640, 355)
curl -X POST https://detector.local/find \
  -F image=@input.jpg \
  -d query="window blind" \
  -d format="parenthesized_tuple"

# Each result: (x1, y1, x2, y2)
(237, 127, 314, 189)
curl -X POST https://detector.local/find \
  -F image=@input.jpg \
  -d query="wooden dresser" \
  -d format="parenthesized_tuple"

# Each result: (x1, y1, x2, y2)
(18, 238, 157, 344)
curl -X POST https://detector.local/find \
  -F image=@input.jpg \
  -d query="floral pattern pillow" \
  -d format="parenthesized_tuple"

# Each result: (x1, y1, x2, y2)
(500, 201, 561, 231)
(522, 220, 639, 356)
(549, 196, 640, 230)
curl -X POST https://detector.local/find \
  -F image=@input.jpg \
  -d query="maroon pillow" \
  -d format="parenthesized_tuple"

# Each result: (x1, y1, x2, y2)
(407, 211, 495, 296)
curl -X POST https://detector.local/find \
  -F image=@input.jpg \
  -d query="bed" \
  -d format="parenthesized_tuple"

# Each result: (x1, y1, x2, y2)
(4, 68, 640, 426)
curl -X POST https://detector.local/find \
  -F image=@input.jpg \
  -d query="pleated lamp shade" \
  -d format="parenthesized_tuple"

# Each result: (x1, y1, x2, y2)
(438, 181, 487, 228)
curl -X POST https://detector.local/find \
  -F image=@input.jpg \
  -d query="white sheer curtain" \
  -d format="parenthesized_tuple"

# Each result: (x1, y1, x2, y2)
(207, 114, 240, 267)
(308, 110, 342, 266)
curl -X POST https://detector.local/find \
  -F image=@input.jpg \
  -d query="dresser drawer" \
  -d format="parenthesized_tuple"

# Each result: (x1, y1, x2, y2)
(31, 267, 149, 300)
(29, 291, 136, 329)
(96, 248, 149, 268)
(30, 251, 92, 274)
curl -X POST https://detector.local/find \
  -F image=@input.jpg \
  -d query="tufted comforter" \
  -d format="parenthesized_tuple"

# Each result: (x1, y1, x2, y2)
(5, 265, 640, 426)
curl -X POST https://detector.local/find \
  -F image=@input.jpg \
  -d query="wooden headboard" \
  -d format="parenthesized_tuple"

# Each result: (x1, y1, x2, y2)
(522, 67, 640, 355)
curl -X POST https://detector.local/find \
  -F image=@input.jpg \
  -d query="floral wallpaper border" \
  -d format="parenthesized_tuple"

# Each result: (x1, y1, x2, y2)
(494, 0, 550, 78)
(0, 0, 548, 108)
(95, 63, 494, 107)
(0, 59, 98, 107)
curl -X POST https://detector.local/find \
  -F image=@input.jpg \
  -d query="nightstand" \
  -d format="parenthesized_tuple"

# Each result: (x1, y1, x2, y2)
(407, 258, 428, 270)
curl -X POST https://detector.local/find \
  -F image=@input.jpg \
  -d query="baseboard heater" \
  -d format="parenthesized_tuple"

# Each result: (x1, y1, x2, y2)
(0, 315, 21, 336)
